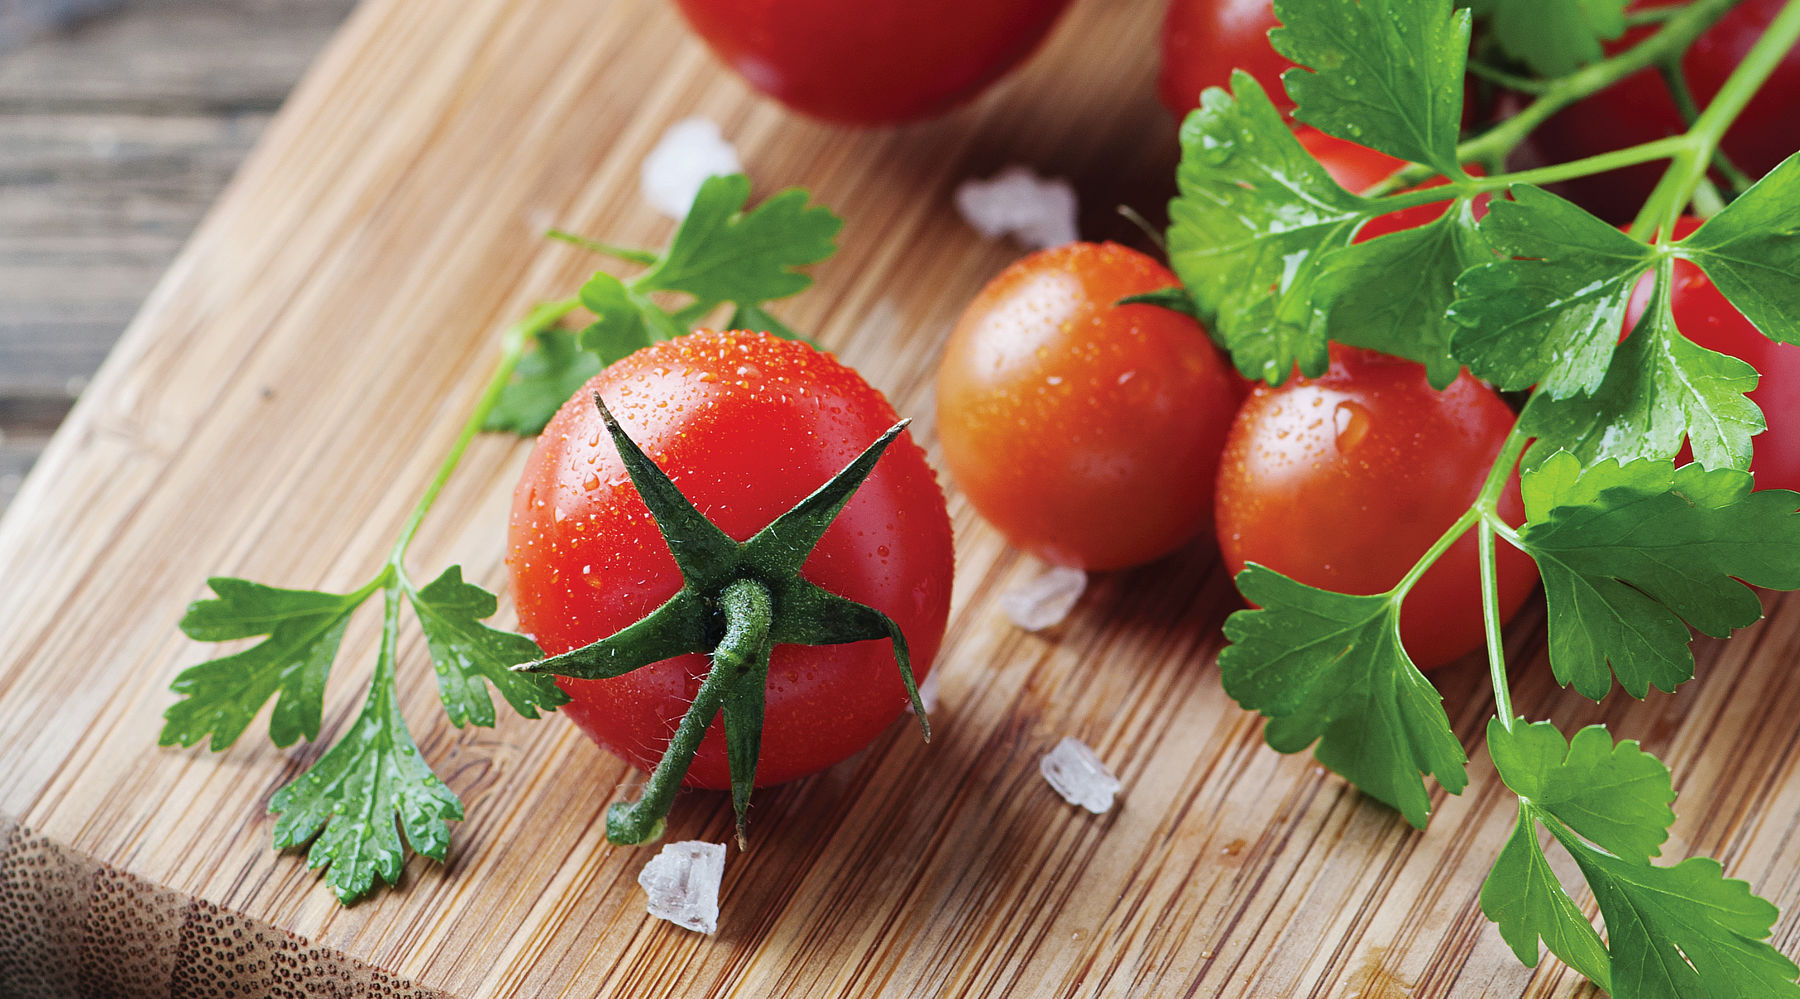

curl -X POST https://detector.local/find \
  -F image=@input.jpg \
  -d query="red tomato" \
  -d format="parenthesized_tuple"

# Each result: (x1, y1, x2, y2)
(1537, 0, 1800, 223)
(1158, 0, 1291, 118)
(1215, 345, 1539, 669)
(508, 331, 954, 787)
(936, 242, 1242, 571)
(1297, 127, 1484, 241)
(671, 0, 1075, 125)
(1624, 216, 1800, 492)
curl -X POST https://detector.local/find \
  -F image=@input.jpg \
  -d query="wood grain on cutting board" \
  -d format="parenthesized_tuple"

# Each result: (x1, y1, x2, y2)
(3, 0, 1799, 995)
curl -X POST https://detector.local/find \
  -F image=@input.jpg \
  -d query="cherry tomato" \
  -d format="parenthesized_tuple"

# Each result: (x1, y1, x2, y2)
(1158, 0, 1292, 118)
(1297, 127, 1484, 241)
(936, 242, 1242, 571)
(671, 0, 1075, 125)
(508, 331, 954, 788)
(1536, 0, 1800, 223)
(1623, 216, 1800, 492)
(1215, 345, 1539, 669)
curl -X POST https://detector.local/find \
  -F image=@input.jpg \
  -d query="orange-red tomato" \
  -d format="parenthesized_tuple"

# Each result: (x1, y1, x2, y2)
(1215, 345, 1539, 669)
(1158, 0, 1292, 118)
(936, 242, 1243, 570)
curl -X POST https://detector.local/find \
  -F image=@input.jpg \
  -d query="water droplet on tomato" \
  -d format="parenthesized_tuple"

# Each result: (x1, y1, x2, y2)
(1333, 400, 1373, 452)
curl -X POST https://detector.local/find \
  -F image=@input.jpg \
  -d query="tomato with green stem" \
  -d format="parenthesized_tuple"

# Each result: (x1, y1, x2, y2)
(508, 330, 953, 844)
(936, 242, 1242, 571)
(1215, 345, 1539, 670)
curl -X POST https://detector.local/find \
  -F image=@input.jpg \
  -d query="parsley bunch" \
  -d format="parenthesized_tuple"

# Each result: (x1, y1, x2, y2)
(163, 175, 842, 903)
(1167, 0, 1800, 992)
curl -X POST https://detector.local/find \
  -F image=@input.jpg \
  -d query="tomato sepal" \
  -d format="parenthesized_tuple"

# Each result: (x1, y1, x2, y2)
(515, 392, 929, 846)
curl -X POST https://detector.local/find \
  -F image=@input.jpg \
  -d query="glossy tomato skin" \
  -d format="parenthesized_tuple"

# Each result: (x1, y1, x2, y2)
(671, 0, 1075, 125)
(1158, 0, 1291, 117)
(508, 331, 954, 788)
(1537, 0, 1800, 223)
(1624, 217, 1800, 492)
(1215, 346, 1539, 670)
(936, 242, 1243, 571)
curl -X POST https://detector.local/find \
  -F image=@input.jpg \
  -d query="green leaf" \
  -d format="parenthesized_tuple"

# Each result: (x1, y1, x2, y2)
(1518, 454, 1800, 698)
(1561, 836, 1800, 998)
(269, 592, 463, 905)
(1450, 184, 1657, 397)
(1489, 719, 1676, 862)
(1115, 286, 1205, 324)
(1475, 0, 1628, 76)
(637, 173, 842, 311)
(407, 566, 564, 729)
(1678, 154, 1800, 347)
(1219, 565, 1468, 828)
(1272, 0, 1468, 173)
(1168, 74, 1370, 384)
(725, 301, 807, 343)
(483, 326, 603, 437)
(576, 271, 666, 365)
(1482, 802, 1614, 991)
(1518, 287, 1763, 473)
(162, 578, 367, 750)
(1316, 199, 1487, 388)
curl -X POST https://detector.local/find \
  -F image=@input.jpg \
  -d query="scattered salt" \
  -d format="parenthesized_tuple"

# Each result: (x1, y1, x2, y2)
(637, 840, 726, 934)
(953, 165, 1080, 250)
(640, 117, 743, 220)
(1000, 564, 1087, 631)
(1040, 736, 1121, 814)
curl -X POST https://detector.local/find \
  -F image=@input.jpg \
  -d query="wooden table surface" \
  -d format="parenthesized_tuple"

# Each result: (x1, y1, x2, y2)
(4, 1, 1800, 997)
(0, 0, 355, 515)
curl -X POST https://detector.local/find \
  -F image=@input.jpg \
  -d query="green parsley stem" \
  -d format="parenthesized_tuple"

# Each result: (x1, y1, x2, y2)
(546, 229, 660, 266)
(387, 298, 580, 568)
(1632, 0, 1800, 237)
(1371, 0, 1741, 192)
(1473, 427, 1530, 733)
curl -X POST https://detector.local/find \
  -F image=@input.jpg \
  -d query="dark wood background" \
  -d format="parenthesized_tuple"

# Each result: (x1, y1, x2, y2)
(0, 0, 356, 514)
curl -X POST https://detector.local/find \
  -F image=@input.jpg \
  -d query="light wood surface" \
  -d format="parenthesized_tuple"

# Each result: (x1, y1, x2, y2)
(0, 0, 356, 515)
(2, 0, 1797, 995)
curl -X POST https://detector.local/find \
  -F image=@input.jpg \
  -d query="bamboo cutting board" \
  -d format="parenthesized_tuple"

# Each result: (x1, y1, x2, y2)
(5, 0, 1800, 995)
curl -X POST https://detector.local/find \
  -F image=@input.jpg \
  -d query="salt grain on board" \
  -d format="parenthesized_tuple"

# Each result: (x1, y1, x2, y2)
(1000, 564, 1087, 631)
(638, 840, 726, 934)
(953, 165, 1079, 249)
(641, 117, 742, 220)
(1040, 736, 1121, 814)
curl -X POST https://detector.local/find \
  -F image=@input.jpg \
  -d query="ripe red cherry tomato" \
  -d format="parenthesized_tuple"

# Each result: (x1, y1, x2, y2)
(1623, 216, 1800, 492)
(508, 331, 954, 788)
(1158, 0, 1291, 118)
(671, 0, 1075, 125)
(1537, 0, 1800, 223)
(1215, 346, 1539, 669)
(936, 242, 1243, 571)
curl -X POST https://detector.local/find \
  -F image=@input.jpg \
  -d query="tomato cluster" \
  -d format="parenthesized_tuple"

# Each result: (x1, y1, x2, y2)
(935, 237, 1534, 670)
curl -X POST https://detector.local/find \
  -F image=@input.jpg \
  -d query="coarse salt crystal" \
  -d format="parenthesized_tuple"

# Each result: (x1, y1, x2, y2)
(1000, 564, 1087, 631)
(638, 840, 726, 934)
(1040, 736, 1121, 814)
(641, 117, 743, 220)
(953, 165, 1080, 250)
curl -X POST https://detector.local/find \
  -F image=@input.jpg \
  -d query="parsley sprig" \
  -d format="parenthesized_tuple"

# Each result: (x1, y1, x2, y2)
(1170, 0, 1800, 992)
(165, 175, 843, 903)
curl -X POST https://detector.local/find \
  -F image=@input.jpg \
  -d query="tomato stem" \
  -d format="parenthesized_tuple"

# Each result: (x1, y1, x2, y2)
(606, 578, 774, 847)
